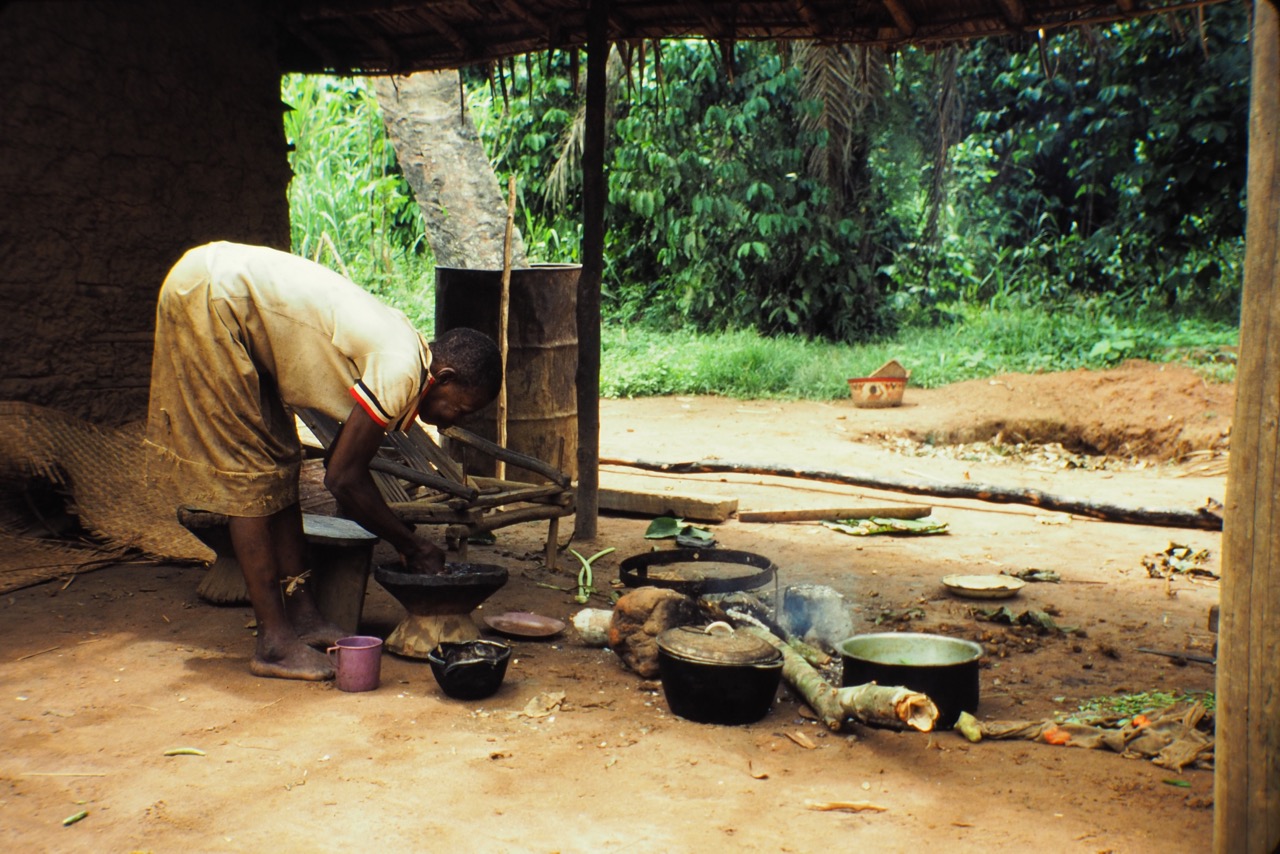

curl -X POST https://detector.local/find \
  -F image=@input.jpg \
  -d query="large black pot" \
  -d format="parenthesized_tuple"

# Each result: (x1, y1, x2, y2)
(656, 624, 783, 725)
(840, 632, 984, 730)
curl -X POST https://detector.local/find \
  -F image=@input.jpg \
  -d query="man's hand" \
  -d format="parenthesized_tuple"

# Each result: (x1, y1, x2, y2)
(402, 538, 446, 575)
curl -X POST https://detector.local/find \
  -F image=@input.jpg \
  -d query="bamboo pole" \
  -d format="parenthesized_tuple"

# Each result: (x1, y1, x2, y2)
(1215, 3, 1280, 850)
(496, 174, 516, 482)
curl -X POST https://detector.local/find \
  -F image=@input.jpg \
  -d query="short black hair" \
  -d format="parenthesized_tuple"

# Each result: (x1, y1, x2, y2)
(429, 327, 502, 399)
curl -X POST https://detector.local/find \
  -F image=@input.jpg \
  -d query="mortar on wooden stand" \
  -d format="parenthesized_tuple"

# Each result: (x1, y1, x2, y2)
(374, 563, 509, 658)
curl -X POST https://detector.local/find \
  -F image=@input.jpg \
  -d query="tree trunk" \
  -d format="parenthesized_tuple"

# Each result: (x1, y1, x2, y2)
(375, 71, 526, 270)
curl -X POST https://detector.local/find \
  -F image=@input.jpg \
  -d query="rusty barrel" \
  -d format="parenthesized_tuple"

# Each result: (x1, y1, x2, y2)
(434, 264, 579, 482)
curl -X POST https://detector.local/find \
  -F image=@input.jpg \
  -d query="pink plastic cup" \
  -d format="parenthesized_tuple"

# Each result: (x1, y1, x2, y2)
(326, 635, 383, 692)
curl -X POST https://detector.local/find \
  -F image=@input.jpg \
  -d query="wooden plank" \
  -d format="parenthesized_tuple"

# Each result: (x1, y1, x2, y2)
(597, 487, 737, 523)
(1215, 4, 1280, 850)
(601, 457, 1222, 530)
(739, 506, 931, 523)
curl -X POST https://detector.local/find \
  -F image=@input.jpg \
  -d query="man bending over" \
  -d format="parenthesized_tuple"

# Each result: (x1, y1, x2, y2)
(145, 241, 500, 681)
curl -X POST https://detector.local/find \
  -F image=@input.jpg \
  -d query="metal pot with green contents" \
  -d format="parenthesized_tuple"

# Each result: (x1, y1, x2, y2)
(656, 622, 784, 725)
(840, 632, 983, 730)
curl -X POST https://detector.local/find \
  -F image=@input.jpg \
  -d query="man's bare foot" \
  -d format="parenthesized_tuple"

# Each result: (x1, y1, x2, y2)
(284, 591, 347, 648)
(249, 640, 334, 681)
(295, 618, 348, 649)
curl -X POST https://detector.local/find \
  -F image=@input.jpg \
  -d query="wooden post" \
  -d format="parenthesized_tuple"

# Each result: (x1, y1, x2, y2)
(496, 175, 516, 482)
(1215, 3, 1280, 851)
(575, 0, 610, 539)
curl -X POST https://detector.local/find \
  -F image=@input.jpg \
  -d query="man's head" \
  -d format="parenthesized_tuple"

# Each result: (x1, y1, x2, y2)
(417, 327, 502, 429)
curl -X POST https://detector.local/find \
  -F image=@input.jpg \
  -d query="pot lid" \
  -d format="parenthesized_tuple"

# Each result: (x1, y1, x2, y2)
(656, 623, 782, 666)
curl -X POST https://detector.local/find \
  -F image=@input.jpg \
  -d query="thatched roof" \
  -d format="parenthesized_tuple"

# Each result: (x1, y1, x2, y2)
(277, 0, 1231, 75)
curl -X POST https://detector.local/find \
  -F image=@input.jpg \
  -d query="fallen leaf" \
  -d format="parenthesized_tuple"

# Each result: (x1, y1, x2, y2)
(519, 691, 566, 719)
(162, 747, 206, 757)
(805, 800, 888, 813)
(785, 730, 817, 750)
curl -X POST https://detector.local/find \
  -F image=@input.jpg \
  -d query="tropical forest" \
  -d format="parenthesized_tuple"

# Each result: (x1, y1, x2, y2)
(282, 2, 1248, 399)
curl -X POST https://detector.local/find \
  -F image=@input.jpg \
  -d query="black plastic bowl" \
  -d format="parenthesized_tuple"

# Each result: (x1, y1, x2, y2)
(840, 632, 983, 730)
(426, 640, 512, 700)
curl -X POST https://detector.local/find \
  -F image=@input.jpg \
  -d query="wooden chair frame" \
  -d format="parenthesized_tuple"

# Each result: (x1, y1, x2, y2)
(296, 409, 574, 570)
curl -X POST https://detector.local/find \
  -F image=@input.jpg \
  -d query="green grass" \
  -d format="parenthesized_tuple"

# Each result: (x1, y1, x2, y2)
(334, 267, 1239, 398)
(600, 303, 1238, 399)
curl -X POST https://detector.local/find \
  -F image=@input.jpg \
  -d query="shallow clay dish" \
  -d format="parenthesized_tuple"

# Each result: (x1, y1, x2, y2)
(941, 574, 1026, 600)
(484, 610, 566, 638)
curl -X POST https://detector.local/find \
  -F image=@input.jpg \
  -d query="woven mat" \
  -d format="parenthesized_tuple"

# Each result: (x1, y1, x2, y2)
(0, 402, 214, 594)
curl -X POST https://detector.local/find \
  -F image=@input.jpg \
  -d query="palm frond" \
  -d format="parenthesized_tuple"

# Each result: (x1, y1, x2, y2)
(793, 41, 891, 208)
(545, 45, 627, 208)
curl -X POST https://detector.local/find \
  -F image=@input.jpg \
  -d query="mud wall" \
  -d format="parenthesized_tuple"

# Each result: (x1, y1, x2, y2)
(0, 1, 292, 425)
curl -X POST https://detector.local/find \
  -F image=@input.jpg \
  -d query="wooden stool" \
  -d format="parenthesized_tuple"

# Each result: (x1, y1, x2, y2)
(183, 510, 380, 634)
(302, 514, 378, 635)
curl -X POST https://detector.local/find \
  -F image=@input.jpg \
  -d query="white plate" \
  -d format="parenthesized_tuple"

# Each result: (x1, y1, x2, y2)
(942, 574, 1026, 600)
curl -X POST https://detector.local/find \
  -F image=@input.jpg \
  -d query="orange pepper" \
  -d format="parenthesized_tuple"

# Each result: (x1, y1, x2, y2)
(1132, 714, 1151, 728)
(1043, 725, 1071, 745)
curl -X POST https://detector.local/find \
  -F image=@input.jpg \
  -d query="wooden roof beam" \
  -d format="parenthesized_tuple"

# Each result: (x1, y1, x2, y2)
(496, 0, 554, 41)
(881, 0, 917, 37)
(345, 14, 404, 71)
(685, 0, 729, 38)
(793, 0, 828, 37)
(995, 0, 1030, 27)
(282, 19, 343, 71)
(418, 8, 473, 56)
(295, 1, 438, 20)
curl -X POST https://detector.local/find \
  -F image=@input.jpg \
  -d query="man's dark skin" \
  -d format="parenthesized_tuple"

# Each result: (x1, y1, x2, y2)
(231, 365, 492, 681)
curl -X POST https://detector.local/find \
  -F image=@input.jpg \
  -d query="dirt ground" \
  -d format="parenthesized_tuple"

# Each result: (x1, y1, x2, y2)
(1, 361, 1228, 852)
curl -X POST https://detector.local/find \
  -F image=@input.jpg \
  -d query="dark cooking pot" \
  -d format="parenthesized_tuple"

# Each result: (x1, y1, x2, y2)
(656, 623, 783, 725)
(426, 640, 512, 700)
(840, 632, 983, 730)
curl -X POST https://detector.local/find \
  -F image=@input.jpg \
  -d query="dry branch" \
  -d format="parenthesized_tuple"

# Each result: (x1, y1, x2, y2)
(743, 627, 938, 732)
(739, 506, 930, 523)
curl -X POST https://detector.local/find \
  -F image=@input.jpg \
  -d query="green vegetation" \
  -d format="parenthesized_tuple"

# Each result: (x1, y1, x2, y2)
(601, 305, 1236, 399)
(282, 75, 436, 331)
(282, 4, 1245, 395)
(1074, 690, 1216, 719)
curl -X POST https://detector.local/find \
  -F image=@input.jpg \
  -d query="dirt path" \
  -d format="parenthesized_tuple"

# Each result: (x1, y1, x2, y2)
(1, 362, 1225, 852)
